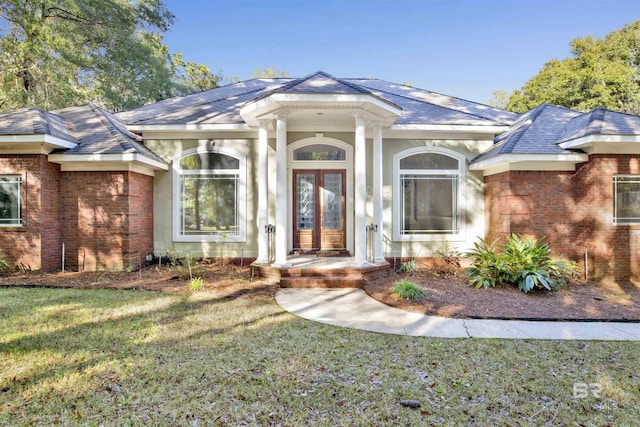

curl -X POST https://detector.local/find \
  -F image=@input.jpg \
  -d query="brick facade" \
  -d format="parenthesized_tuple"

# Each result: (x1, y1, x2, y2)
(485, 154, 640, 281)
(0, 154, 61, 271)
(61, 171, 154, 271)
(0, 156, 153, 272)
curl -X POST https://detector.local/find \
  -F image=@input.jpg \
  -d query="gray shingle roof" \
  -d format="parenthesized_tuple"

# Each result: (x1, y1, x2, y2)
(116, 71, 517, 127)
(350, 79, 518, 126)
(275, 71, 372, 95)
(0, 107, 79, 143)
(116, 78, 291, 125)
(51, 103, 164, 162)
(473, 104, 582, 163)
(559, 108, 640, 143)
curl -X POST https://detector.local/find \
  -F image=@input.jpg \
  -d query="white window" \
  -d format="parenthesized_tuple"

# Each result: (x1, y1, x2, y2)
(173, 148, 245, 242)
(0, 176, 22, 226)
(393, 147, 465, 240)
(614, 176, 640, 224)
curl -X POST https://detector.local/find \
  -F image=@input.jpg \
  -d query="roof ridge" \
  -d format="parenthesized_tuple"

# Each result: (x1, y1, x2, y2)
(274, 71, 371, 95)
(494, 105, 549, 154)
(88, 103, 137, 151)
(352, 79, 512, 124)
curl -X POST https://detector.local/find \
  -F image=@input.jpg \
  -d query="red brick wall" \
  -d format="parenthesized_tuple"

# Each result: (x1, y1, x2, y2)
(127, 172, 154, 268)
(0, 154, 61, 272)
(61, 171, 154, 271)
(485, 155, 640, 280)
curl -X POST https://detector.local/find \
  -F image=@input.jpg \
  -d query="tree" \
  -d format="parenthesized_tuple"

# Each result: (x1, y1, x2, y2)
(171, 53, 223, 96)
(0, 0, 222, 111)
(506, 21, 640, 114)
(487, 90, 510, 109)
(252, 67, 288, 78)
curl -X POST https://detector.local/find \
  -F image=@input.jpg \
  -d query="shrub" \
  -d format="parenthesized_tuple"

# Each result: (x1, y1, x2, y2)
(0, 257, 9, 272)
(466, 234, 579, 293)
(188, 277, 205, 292)
(391, 278, 427, 300)
(395, 259, 417, 275)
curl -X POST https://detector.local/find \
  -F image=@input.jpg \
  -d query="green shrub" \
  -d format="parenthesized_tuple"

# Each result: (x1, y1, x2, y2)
(395, 259, 417, 275)
(391, 278, 427, 300)
(466, 234, 579, 293)
(188, 277, 204, 292)
(0, 257, 9, 271)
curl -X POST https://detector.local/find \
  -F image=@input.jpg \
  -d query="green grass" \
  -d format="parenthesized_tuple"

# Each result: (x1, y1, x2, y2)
(1, 287, 640, 426)
(390, 278, 427, 300)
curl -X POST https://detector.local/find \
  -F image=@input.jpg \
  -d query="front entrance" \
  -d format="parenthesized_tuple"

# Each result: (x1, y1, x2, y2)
(293, 170, 346, 251)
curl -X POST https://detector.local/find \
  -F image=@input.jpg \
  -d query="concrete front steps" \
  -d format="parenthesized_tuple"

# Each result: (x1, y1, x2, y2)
(251, 256, 390, 288)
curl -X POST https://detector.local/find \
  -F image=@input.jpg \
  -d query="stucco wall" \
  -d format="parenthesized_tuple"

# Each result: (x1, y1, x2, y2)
(146, 134, 489, 260)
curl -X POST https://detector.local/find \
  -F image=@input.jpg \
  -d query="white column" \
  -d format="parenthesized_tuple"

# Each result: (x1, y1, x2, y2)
(256, 120, 269, 264)
(274, 112, 290, 267)
(354, 115, 368, 266)
(372, 122, 385, 263)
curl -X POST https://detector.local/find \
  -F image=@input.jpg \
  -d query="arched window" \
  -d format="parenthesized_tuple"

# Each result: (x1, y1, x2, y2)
(173, 148, 245, 242)
(394, 147, 464, 239)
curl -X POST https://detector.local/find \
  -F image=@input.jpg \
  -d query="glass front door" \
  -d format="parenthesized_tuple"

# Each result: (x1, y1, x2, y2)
(293, 170, 346, 250)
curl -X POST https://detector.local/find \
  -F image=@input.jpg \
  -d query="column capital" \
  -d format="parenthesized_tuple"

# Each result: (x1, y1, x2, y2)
(258, 118, 271, 128)
(275, 110, 291, 120)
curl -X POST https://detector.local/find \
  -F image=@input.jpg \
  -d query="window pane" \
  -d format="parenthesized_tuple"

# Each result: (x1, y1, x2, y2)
(293, 144, 346, 161)
(323, 173, 343, 230)
(400, 153, 458, 170)
(0, 176, 21, 226)
(296, 174, 315, 230)
(615, 176, 640, 224)
(179, 152, 239, 170)
(180, 175, 238, 235)
(402, 174, 457, 233)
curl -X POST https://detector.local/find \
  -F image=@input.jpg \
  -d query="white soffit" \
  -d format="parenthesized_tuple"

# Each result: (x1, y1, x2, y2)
(471, 153, 589, 176)
(558, 134, 640, 152)
(48, 153, 168, 176)
(0, 134, 77, 153)
(240, 93, 402, 127)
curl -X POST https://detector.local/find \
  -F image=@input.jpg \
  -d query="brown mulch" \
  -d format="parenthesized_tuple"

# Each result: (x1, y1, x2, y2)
(364, 269, 640, 321)
(1, 263, 639, 321)
(0, 262, 277, 302)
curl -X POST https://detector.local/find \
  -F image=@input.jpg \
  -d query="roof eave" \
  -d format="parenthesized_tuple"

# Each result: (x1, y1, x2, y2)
(470, 153, 589, 176)
(48, 152, 169, 173)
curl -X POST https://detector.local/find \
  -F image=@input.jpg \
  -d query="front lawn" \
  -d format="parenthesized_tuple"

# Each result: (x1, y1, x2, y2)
(1, 284, 639, 426)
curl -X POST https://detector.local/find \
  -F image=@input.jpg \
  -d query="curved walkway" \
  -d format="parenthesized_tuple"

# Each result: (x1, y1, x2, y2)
(276, 288, 640, 341)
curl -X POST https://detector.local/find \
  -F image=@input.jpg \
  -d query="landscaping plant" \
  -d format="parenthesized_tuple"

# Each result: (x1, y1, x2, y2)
(0, 257, 9, 272)
(391, 278, 427, 300)
(188, 277, 204, 292)
(466, 234, 578, 293)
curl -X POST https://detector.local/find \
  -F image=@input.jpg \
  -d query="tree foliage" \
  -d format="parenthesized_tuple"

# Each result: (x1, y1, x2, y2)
(252, 67, 288, 78)
(506, 21, 640, 114)
(0, 0, 221, 111)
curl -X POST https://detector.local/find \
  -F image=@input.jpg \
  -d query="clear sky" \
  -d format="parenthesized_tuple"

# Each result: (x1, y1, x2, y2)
(162, 0, 639, 104)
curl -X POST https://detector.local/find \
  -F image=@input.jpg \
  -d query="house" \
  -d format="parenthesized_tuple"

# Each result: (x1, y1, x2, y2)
(1, 71, 639, 280)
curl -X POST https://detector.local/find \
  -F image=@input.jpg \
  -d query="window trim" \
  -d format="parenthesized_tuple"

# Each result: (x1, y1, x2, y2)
(393, 146, 466, 241)
(172, 147, 246, 242)
(0, 175, 23, 227)
(613, 175, 640, 225)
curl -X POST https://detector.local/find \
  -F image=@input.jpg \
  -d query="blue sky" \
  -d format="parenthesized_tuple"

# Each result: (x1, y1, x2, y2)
(162, 0, 639, 104)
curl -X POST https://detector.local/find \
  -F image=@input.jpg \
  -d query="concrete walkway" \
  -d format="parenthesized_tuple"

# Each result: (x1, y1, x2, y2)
(276, 288, 640, 341)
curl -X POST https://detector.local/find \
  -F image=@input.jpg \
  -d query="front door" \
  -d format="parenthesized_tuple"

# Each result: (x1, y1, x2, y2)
(293, 170, 346, 251)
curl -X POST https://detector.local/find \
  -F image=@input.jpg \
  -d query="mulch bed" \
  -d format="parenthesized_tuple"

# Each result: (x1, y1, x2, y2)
(1, 263, 639, 321)
(364, 269, 640, 321)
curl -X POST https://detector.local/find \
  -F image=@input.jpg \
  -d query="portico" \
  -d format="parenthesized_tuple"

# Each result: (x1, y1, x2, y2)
(240, 72, 401, 268)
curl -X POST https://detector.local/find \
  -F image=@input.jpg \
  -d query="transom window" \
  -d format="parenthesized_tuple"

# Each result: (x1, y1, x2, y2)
(0, 176, 22, 226)
(614, 176, 640, 224)
(174, 149, 245, 242)
(293, 144, 346, 161)
(394, 148, 464, 239)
